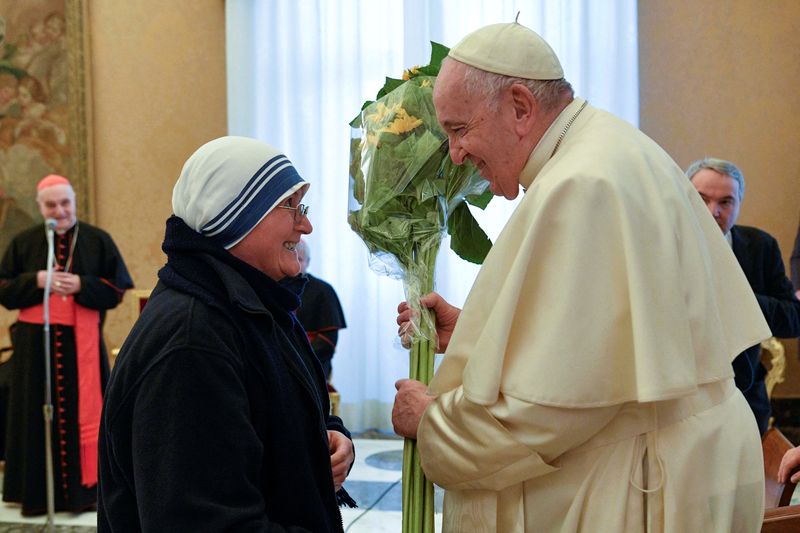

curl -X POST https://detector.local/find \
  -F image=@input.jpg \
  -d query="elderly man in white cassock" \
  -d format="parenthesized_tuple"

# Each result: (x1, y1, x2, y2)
(393, 22, 769, 532)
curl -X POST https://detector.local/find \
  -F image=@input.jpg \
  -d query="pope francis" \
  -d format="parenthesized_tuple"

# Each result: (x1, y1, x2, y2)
(392, 22, 769, 532)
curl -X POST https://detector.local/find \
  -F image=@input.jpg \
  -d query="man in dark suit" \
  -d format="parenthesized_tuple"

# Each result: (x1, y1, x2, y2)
(688, 157, 800, 434)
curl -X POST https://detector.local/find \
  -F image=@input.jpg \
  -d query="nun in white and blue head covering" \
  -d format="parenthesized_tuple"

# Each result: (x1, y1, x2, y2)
(172, 135, 313, 281)
(97, 136, 356, 532)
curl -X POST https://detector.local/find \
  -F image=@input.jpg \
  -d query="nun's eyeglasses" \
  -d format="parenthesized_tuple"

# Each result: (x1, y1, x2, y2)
(276, 203, 309, 222)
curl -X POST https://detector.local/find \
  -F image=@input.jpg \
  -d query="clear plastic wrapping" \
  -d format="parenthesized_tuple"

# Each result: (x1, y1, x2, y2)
(348, 65, 492, 345)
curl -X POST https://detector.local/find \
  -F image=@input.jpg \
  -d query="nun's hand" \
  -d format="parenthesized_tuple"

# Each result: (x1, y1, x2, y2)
(328, 430, 354, 491)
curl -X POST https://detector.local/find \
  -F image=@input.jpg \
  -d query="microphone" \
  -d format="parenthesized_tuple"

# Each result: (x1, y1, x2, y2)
(41, 222, 58, 526)
(44, 218, 56, 298)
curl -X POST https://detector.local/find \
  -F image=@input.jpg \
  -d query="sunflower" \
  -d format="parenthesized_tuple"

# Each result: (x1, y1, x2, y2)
(380, 108, 423, 135)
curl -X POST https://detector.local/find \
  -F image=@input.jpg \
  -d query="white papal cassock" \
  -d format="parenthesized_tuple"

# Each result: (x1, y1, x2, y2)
(419, 97, 771, 532)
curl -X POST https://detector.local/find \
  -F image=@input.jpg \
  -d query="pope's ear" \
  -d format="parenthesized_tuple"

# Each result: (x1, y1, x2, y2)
(509, 83, 537, 135)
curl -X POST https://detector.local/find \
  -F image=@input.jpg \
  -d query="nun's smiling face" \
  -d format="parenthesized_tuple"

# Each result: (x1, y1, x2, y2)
(229, 189, 312, 280)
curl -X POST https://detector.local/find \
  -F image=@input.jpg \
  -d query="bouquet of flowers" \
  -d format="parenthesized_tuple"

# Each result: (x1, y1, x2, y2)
(348, 42, 493, 532)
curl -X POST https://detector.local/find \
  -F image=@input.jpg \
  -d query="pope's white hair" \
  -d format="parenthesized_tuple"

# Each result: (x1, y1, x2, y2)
(449, 57, 574, 112)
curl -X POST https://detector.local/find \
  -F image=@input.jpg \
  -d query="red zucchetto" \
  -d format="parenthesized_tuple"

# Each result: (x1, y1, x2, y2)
(37, 174, 71, 191)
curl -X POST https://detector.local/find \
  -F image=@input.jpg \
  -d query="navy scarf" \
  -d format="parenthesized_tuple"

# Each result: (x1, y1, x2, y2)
(158, 215, 306, 327)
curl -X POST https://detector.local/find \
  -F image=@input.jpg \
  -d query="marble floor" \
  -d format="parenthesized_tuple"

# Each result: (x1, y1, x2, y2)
(341, 438, 443, 532)
(0, 438, 442, 532)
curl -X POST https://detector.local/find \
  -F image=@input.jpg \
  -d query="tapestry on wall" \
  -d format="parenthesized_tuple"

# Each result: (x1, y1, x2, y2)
(0, 0, 92, 256)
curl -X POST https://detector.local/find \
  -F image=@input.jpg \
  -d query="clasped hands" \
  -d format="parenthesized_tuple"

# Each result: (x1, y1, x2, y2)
(392, 292, 461, 439)
(37, 270, 81, 296)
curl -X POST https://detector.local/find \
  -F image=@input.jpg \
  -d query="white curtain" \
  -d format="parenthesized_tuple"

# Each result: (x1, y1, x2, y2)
(226, 0, 638, 432)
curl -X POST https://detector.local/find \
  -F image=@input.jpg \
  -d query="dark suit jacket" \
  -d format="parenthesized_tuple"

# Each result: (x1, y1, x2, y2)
(731, 225, 800, 434)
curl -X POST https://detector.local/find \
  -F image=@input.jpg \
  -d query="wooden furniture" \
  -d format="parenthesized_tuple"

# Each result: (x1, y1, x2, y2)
(763, 504, 800, 533)
(762, 427, 800, 532)
(328, 384, 341, 417)
(763, 427, 797, 509)
(130, 289, 152, 315)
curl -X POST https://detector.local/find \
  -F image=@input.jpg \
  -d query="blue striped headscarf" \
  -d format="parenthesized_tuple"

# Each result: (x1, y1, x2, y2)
(172, 136, 309, 249)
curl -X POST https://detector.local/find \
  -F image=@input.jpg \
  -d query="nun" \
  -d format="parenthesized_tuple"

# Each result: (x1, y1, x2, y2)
(98, 136, 355, 532)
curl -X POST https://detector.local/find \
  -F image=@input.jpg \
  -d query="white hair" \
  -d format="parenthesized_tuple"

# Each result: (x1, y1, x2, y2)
(450, 57, 574, 112)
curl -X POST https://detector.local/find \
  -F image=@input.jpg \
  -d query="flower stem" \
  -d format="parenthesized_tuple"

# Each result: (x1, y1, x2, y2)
(402, 240, 439, 532)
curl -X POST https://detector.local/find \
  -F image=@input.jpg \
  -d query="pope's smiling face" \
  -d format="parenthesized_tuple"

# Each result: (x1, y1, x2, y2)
(433, 60, 525, 200)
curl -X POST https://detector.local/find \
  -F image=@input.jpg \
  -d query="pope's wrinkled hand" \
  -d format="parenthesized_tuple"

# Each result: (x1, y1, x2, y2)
(328, 430, 355, 491)
(392, 379, 435, 439)
(396, 292, 461, 353)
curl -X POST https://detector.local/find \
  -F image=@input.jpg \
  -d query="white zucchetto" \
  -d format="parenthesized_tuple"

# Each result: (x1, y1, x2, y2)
(449, 22, 564, 80)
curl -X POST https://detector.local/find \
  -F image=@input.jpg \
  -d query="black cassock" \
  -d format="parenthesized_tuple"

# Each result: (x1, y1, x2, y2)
(296, 274, 346, 380)
(0, 221, 133, 516)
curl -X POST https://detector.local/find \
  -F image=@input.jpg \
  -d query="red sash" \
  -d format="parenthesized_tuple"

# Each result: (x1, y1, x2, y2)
(19, 296, 102, 487)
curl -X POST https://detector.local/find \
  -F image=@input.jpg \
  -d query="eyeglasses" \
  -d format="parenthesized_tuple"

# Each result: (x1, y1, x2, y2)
(276, 203, 310, 223)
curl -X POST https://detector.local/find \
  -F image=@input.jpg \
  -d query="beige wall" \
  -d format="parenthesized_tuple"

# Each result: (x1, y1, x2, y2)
(90, 0, 227, 353)
(639, 0, 800, 395)
(0, 0, 227, 354)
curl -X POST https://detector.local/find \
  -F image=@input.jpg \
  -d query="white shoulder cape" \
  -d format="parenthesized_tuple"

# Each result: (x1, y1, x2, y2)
(429, 98, 770, 407)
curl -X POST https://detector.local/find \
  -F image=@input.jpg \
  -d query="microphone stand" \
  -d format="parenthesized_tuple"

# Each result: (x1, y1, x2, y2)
(42, 220, 56, 532)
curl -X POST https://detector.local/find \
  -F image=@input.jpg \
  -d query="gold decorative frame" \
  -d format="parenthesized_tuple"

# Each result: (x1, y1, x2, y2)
(762, 337, 786, 431)
(64, 0, 94, 221)
(762, 337, 786, 399)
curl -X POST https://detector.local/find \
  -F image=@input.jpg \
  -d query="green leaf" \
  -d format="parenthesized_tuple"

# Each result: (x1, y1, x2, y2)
(447, 202, 492, 264)
(416, 43, 449, 77)
(429, 41, 449, 69)
(349, 39, 493, 273)
(376, 76, 406, 99)
(466, 188, 493, 209)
